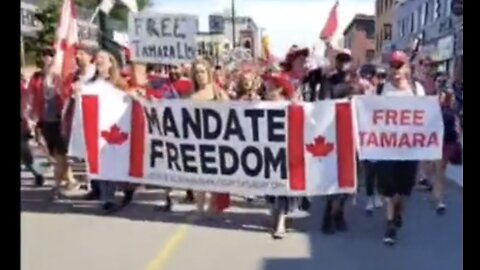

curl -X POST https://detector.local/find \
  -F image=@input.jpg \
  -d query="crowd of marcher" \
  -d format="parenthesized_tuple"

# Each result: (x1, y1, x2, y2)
(20, 41, 462, 246)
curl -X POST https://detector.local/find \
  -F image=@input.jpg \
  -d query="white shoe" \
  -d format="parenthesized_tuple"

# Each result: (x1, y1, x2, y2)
(374, 196, 383, 208)
(365, 198, 374, 212)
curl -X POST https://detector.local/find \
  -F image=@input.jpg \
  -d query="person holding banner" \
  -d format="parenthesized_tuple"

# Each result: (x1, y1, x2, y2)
(376, 51, 426, 246)
(63, 43, 98, 200)
(189, 58, 231, 215)
(264, 74, 308, 239)
(318, 48, 355, 234)
(90, 49, 129, 213)
(236, 70, 262, 101)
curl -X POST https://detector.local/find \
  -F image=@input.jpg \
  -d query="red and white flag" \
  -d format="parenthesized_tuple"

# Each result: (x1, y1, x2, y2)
(53, 0, 79, 78)
(320, 0, 339, 41)
(70, 84, 357, 195)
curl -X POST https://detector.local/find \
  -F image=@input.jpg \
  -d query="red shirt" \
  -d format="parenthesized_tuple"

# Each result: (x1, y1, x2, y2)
(28, 72, 65, 122)
(172, 79, 193, 97)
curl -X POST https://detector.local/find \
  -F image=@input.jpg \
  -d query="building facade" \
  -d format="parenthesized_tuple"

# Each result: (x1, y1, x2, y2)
(452, 0, 463, 81)
(391, 0, 457, 76)
(196, 32, 230, 65)
(208, 13, 261, 58)
(343, 14, 376, 67)
(375, 0, 396, 62)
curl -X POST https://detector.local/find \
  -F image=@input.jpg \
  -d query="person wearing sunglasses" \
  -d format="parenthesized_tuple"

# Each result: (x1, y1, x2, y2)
(375, 51, 426, 246)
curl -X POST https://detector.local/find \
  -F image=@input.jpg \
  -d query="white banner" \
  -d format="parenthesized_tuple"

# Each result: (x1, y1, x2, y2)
(354, 96, 444, 160)
(70, 81, 357, 196)
(128, 11, 197, 65)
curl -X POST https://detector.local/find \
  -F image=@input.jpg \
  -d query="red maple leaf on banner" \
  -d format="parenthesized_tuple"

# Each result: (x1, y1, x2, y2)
(101, 124, 129, 145)
(306, 136, 335, 157)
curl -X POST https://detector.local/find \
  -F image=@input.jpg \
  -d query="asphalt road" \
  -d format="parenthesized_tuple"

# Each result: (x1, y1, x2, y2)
(21, 158, 463, 270)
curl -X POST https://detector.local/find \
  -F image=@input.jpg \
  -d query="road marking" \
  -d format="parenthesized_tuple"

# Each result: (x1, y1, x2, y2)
(143, 215, 196, 270)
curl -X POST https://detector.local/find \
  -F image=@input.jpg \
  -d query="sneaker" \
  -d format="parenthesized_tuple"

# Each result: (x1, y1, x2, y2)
(418, 178, 433, 191)
(383, 221, 397, 246)
(436, 203, 447, 216)
(374, 195, 383, 208)
(271, 230, 286, 240)
(334, 211, 348, 232)
(365, 198, 374, 214)
(34, 175, 45, 187)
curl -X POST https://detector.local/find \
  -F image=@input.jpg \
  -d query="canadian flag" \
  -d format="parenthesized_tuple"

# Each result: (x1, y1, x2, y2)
(292, 101, 357, 194)
(69, 80, 134, 181)
(320, 0, 339, 41)
(53, 0, 79, 78)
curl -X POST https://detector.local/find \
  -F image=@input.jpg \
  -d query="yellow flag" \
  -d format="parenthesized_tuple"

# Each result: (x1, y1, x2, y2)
(261, 35, 271, 60)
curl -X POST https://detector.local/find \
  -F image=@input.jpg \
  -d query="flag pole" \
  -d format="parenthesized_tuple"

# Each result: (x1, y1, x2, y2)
(88, 6, 100, 26)
(231, 0, 236, 48)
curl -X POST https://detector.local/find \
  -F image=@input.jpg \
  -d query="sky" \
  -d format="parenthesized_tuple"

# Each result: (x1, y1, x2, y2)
(151, 0, 375, 57)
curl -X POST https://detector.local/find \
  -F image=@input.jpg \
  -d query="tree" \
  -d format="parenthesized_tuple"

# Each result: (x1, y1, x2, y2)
(24, 1, 61, 67)
(110, 0, 150, 22)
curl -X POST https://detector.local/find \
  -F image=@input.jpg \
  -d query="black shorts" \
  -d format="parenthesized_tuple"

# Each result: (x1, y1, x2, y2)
(37, 121, 67, 155)
(376, 161, 418, 197)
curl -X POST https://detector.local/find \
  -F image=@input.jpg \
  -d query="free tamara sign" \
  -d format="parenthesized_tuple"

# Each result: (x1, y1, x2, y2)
(354, 96, 444, 160)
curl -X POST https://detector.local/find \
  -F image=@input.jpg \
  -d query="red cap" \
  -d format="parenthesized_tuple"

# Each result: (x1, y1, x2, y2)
(390, 51, 408, 64)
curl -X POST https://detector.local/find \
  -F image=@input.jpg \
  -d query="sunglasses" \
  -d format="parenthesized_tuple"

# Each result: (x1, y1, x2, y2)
(389, 61, 405, 69)
(337, 54, 352, 63)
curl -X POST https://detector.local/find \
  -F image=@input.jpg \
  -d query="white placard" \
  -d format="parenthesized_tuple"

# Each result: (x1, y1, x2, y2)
(354, 96, 444, 160)
(128, 11, 197, 65)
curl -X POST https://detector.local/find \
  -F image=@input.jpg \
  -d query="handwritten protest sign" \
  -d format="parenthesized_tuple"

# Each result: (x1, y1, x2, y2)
(69, 82, 357, 196)
(128, 11, 197, 65)
(354, 96, 444, 160)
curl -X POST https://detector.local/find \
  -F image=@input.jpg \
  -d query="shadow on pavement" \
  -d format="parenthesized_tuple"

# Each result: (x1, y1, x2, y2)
(262, 183, 463, 270)
(21, 181, 310, 234)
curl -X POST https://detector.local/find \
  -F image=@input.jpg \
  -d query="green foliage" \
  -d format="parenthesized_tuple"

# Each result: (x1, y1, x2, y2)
(24, 1, 61, 67)
(110, 0, 150, 22)
(23, 0, 150, 67)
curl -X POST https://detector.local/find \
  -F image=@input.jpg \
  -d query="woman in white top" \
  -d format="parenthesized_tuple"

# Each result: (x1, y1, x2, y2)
(376, 51, 425, 246)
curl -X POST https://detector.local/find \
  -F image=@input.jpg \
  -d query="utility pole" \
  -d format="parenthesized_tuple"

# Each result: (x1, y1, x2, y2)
(231, 0, 236, 48)
(97, 0, 107, 49)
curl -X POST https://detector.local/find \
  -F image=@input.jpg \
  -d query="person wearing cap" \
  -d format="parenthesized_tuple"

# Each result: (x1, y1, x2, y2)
(376, 50, 426, 246)
(29, 47, 79, 198)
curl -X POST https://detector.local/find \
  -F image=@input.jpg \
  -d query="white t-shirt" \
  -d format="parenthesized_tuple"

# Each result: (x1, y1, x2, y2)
(381, 81, 426, 96)
(78, 65, 96, 84)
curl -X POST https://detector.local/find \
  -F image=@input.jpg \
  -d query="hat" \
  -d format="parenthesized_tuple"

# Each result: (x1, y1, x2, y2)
(390, 51, 409, 64)
(281, 48, 309, 68)
(76, 43, 98, 56)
